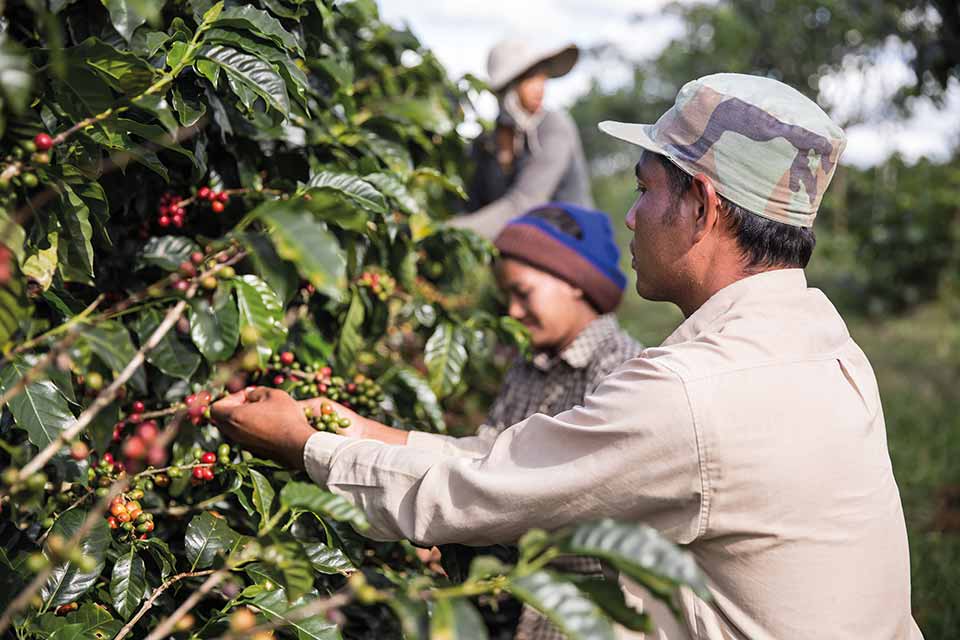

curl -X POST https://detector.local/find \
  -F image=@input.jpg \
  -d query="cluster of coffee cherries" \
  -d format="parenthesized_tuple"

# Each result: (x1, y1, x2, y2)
(106, 492, 154, 539)
(112, 400, 167, 469)
(357, 270, 396, 301)
(0, 133, 55, 193)
(196, 185, 230, 213)
(184, 389, 215, 426)
(304, 402, 351, 433)
(168, 248, 237, 295)
(167, 443, 232, 484)
(156, 192, 187, 229)
(258, 352, 384, 415)
(323, 373, 383, 414)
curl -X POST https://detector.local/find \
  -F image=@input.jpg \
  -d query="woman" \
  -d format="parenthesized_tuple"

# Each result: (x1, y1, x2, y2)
(364, 202, 644, 639)
(452, 39, 594, 240)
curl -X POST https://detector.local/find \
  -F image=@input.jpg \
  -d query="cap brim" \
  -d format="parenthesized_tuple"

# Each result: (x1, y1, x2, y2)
(491, 44, 579, 92)
(541, 44, 579, 80)
(598, 121, 668, 156)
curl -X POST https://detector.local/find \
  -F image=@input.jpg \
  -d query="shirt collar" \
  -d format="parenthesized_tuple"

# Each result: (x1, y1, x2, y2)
(661, 269, 808, 347)
(531, 314, 620, 371)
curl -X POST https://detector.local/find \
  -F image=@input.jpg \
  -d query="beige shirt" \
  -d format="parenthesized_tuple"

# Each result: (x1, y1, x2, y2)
(304, 269, 923, 640)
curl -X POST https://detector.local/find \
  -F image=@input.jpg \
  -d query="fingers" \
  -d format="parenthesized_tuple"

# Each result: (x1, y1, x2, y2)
(245, 386, 289, 403)
(210, 391, 247, 423)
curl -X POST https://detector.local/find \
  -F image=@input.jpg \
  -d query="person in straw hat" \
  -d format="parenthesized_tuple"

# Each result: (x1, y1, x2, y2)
(214, 73, 924, 639)
(450, 38, 594, 240)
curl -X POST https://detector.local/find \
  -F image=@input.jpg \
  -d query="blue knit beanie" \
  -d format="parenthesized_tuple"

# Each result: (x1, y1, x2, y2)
(494, 202, 627, 313)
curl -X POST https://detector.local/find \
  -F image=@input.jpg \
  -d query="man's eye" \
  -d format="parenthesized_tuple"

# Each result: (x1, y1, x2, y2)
(635, 184, 647, 194)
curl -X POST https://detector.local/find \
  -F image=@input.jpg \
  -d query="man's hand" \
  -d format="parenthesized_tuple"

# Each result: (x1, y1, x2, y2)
(210, 387, 316, 470)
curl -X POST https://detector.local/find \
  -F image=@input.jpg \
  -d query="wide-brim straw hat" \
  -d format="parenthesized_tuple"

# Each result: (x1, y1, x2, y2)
(487, 38, 579, 93)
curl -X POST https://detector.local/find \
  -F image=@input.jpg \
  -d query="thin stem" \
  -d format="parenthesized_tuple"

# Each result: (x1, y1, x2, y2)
(0, 482, 128, 632)
(7, 298, 190, 488)
(160, 491, 231, 517)
(113, 569, 216, 640)
(143, 565, 233, 640)
(1, 294, 104, 365)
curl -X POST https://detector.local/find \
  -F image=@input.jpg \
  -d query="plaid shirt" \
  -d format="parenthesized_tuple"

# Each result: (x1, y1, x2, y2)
(487, 315, 643, 640)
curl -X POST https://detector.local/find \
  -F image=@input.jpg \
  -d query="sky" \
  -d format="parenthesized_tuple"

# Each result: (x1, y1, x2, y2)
(377, 0, 960, 168)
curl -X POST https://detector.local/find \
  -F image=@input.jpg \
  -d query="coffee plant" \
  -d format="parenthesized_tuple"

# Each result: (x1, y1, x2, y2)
(0, 1, 708, 638)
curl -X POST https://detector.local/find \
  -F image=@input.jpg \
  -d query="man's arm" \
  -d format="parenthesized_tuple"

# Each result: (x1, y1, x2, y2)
(302, 360, 703, 548)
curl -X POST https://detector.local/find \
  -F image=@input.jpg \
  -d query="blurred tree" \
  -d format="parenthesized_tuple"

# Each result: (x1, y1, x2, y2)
(571, 0, 960, 313)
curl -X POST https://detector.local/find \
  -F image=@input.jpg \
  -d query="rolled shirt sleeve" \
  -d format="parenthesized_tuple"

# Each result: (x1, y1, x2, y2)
(303, 358, 703, 547)
(405, 426, 499, 458)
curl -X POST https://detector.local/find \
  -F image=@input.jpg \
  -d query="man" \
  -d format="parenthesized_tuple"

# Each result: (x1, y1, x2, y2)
(213, 73, 923, 639)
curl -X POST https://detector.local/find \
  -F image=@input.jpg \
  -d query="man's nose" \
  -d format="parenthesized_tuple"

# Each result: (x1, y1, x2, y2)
(508, 298, 525, 320)
(625, 207, 636, 231)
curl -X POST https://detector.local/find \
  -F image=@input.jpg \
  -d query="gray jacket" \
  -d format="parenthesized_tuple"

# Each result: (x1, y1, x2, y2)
(450, 110, 593, 239)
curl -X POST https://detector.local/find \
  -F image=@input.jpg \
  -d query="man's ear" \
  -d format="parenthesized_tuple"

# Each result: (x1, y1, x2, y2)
(690, 173, 721, 243)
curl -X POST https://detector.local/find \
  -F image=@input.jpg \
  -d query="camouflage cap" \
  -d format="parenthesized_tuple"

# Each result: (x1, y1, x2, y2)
(599, 73, 846, 227)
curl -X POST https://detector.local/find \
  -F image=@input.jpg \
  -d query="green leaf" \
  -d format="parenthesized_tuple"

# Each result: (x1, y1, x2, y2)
(299, 189, 368, 234)
(249, 468, 275, 527)
(377, 95, 454, 135)
(412, 167, 467, 200)
(137, 235, 201, 271)
(360, 132, 414, 177)
(252, 199, 346, 301)
(79, 321, 147, 394)
(559, 519, 710, 600)
(214, 5, 303, 55)
(166, 41, 191, 69)
(190, 285, 239, 362)
(279, 482, 368, 530)
(48, 624, 87, 640)
(171, 84, 207, 127)
(251, 588, 341, 640)
(364, 172, 421, 215)
(41, 510, 111, 608)
(306, 171, 386, 214)
(0, 256, 31, 347)
(195, 58, 220, 86)
(0, 357, 76, 449)
(425, 322, 468, 398)
(241, 232, 299, 304)
(508, 571, 615, 640)
(387, 366, 445, 432)
(133, 307, 202, 380)
(302, 542, 353, 575)
(139, 537, 176, 579)
(110, 546, 147, 619)
(233, 274, 288, 367)
(184, 512, 240, 570)
(199, 45, 290, 115)
(335, 288, 364, 371)
(56, 184, 95, 283)
(80, 38, 156, 94)
(387, 595, 429, 640)
(61, 603, 121, 639)
(22, 230, 59, 292)
(101, 0, 148, 42)
(429, 598, 488, 640)
(263, 542, 313, 601)
(572, 577, 652, 633)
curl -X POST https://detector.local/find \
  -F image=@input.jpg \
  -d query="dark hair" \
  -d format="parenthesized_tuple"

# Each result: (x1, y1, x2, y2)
(651, 153, 815, 270)
(527, 206, 583, 239)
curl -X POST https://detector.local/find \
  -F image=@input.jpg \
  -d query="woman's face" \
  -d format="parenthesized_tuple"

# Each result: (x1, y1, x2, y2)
(496, 257, 587, 350)
(516, 72, 547, 114)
